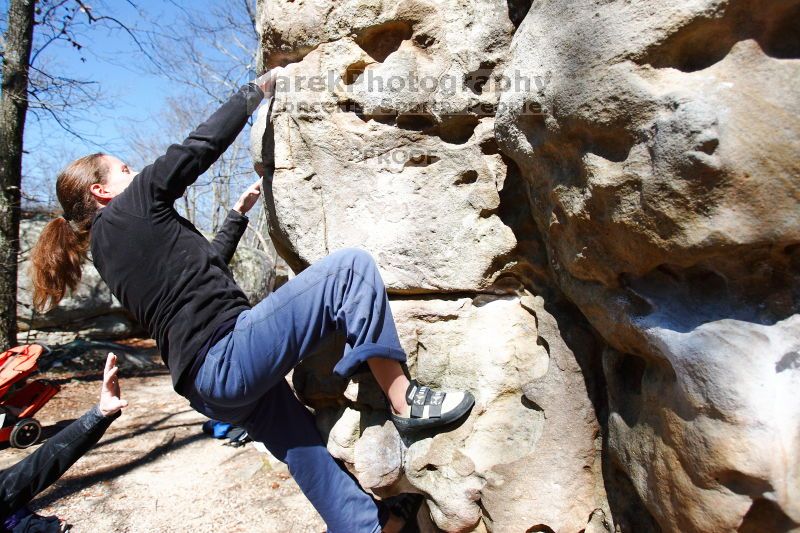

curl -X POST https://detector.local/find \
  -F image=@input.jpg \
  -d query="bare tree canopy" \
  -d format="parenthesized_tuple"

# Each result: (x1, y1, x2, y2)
(126, 0, 269, 243)
(2, 0, 158, 147)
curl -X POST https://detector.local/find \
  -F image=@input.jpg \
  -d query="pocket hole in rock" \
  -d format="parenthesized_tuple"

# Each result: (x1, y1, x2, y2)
(616, 353, 646, 426)
(438, 114, 480, 144)
(367, 109, 398, 125)
(479, 138, 500, 155)
(618, 354, 646, 396)
(397, 112, 437, 131)
(344, 60, 369, 85)
(638, 0, 800, 72)
(464, 60, 496, 95)
(405, 153, 440, 167)
(526, 525, 555, 533)
(507, 0, 534, 30)
(338, 99, 365, 120)
(453, 169, 479, 185)
(413, 32, 436, 48)
(762, 1, 800, 58)
(738, 498, 797, 533)
(355, 21, 413, 62)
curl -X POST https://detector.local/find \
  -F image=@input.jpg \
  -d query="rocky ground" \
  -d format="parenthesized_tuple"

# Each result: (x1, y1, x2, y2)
(0, 339, 325, 533)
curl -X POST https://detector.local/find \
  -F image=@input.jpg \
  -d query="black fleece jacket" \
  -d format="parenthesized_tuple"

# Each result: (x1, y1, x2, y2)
(90, 83, 265, 391)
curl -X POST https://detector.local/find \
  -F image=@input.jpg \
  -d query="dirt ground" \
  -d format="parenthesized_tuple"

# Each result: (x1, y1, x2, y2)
(0, 339, 326, 532)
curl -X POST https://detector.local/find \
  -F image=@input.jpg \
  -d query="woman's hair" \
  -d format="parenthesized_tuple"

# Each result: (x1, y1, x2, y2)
(30, 153, 108, 314)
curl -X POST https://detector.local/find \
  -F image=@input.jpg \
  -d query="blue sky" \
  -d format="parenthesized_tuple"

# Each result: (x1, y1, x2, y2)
(26, 4, 177, 154)
(22, 1, 182, 178)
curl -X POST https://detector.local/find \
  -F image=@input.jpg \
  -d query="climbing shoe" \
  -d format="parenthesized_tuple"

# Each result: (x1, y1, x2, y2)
(389, 379, 474, 436)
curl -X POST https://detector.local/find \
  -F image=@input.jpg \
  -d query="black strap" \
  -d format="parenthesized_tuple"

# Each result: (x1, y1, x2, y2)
(428, 391, 445, 418)
(403, 380, 446, 419)
(405, 380, 419, 404)
(411, 386, 431, 418)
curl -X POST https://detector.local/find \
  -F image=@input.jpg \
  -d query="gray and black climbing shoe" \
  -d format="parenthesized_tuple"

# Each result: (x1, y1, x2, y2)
(390, 379, 474, 435)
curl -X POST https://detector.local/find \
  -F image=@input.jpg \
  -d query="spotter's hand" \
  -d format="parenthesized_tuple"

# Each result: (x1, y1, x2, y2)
(99, 352, 128, 417)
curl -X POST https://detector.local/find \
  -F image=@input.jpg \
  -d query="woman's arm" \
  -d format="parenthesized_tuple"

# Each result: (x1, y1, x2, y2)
(142, 83, 264, 205)
(211, 210, 249, 264)
(136, 69, 282, 207)
(210, 179, 261, 264)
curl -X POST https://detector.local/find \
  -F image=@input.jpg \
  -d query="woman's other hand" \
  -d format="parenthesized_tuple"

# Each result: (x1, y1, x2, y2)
(254, 66, 284, 98)
(233, 179, 262, 215)
(99, 352, 129, 417)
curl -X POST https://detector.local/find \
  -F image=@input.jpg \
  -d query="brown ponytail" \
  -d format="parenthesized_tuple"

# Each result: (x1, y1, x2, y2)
(30, 153, 109, 313)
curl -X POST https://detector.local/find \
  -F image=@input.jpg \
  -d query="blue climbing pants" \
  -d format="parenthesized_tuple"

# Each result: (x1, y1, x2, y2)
(182, 247, 408, 533)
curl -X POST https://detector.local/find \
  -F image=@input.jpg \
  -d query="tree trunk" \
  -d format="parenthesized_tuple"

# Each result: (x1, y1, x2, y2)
(0, 0, 36, 349)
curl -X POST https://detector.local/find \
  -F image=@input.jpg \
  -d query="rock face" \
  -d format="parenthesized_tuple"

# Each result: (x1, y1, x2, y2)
(17, 215, 143, 345)
(252, 1, 519, 292)
(252, 0, 799, 531)
(494, 1, 800, 531)
(18, 214, 277, 345)
(296, 293, 606, 532)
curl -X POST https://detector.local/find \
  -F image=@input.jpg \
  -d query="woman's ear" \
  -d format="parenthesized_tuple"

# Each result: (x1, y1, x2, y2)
(89, 182, 113, 201)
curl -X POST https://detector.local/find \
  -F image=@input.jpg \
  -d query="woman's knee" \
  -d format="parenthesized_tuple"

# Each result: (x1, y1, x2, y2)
(322, 247, 384, 296)
(333, 246, 377, 272)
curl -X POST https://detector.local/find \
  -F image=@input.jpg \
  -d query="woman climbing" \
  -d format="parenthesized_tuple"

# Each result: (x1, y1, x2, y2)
(28, 67, 474, 532)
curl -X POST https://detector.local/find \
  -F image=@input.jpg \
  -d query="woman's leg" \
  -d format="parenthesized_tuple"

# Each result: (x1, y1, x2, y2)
(188, 246, 471, 529)
(367, 358, 410, 416)
(243, 380, 389, 533)
(208, 246, 471, 429)
(185, 379, 390, 533)
(211, 247, 410, 406)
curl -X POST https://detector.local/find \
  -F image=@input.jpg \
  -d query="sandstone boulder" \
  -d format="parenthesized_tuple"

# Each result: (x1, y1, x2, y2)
(293, 294, 608, 532)
(252, 0, 520, 292)
(252, 0, 799, 530)
(495, 0, 800, 531)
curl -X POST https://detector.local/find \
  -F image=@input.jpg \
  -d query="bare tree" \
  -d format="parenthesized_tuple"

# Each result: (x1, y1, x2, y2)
(144, 0, 259, 100)
(0, 0, 36, 349)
